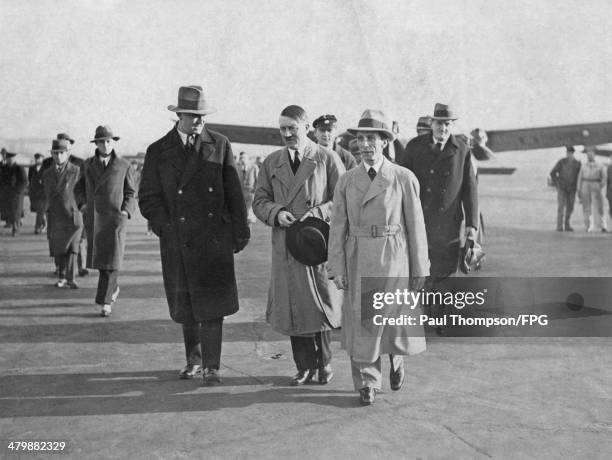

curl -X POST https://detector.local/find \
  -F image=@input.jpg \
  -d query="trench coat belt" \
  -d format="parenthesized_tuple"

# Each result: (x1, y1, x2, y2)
(349, 224, 403, 238)
(581, 178, 601, 182)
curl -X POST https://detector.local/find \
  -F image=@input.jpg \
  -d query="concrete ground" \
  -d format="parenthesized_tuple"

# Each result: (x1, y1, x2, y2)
(1, 155, 612, 459)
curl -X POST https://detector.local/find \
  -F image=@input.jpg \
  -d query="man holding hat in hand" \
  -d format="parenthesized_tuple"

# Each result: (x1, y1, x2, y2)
(43, 139, 83, 288)
(312, 114, 357, 170)
(253, 105, 344, 386)
(75, 126, 136, 317)
(328, 109, 429, 405)
(139, 85, 249, 383)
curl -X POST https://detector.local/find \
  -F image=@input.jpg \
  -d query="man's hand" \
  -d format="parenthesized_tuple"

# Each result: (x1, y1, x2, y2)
(277, 210, 296, 227)
(332, 276, 348, 290)
(409, 276, 426, 291)
(299, 208, 317, 222)
(471, 128, 488, 147)
(465, 226, 478, 240)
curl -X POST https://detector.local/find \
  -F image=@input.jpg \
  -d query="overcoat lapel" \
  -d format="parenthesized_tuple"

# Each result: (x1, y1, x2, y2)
(286, 142, 317, 205)
(361, 159, 392, 206)
(93, 152, 119, 192)
(271, 148, 293, 195)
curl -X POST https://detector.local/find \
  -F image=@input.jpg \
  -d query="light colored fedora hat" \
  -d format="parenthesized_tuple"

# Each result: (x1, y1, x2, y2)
(167, 85, 217, 115)
(431, 103, 458, 121)
(347, 109, 394, 140)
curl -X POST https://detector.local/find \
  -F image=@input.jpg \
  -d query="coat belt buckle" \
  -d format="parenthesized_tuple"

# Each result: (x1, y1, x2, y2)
(371, 225, 387, 237)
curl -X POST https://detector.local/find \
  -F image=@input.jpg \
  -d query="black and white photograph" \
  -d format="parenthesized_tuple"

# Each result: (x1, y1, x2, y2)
(1, 1, 611, 458)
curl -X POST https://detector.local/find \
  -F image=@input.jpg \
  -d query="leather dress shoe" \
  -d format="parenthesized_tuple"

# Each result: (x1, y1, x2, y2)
(203, 368, 222, 385)
(318, 364, 334, 384)
(290, 369, 316, 386)
(178, 364, 202, 379)
(359, 387, 376, 405)
(390, 364, 405, 391)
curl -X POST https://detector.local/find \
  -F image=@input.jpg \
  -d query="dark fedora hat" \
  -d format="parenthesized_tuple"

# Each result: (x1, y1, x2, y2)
(286, 217, 330, 266)
(431, 103, 458, 121)
(91, 125, 120, 143)
(56, 133, 75, 144)
(416, 116, 432, 131)
(50, 139, 70, 152)
(347, 109, 394, 140)
(168, 85, 217, 115)
(34, 152, 44, 159)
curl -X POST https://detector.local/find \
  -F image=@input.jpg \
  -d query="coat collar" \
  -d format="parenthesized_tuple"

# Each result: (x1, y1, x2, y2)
(361, 157, 392, 205)
(270, 139, 320, 205)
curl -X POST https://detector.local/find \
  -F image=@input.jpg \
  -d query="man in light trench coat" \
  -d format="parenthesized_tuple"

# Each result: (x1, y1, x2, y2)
(139, 85, 250, 383)
(76, 126, 137, 317)
(253, 105, 345, 386)
(328, 109, 429, 406)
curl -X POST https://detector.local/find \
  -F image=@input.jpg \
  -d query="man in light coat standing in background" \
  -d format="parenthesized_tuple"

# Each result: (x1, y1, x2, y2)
(253, 105, 345, 386)
(76, 126, 136, 317)
(328, 109, 429, 406)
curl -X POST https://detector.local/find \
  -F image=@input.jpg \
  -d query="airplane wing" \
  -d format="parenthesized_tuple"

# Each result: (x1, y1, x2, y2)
(486, 121, 612, 152)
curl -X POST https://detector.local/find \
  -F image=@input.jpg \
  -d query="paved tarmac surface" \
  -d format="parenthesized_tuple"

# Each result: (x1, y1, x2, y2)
(1, 158, 612, 459)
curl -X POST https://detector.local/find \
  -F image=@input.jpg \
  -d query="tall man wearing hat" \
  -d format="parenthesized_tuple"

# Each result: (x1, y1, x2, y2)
(29, 153, 47, 234)
(0, 150, 28, 236)
(399, 103, 478, 331)
(44, 139, 83, 288)
(139, 85, 249, 383)
(312, 114, 357, 170)
(75, 126, 136, 317)
(253, 105, 344, 385)
(328, 109, 429, 405)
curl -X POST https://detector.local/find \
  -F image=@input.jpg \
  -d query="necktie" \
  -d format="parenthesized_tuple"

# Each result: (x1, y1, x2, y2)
(435, 142, 443, 152)
(368, 167, 376, 181)
(291, 151, 300, 174)
(186, 135, 195, 153)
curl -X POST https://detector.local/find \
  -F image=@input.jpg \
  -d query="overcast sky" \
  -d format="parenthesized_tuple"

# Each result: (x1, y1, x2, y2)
(1, 0, 611, 154)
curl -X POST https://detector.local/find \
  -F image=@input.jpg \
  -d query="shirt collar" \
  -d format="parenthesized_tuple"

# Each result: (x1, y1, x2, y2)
(432, 134, 449, 151)
(288, 148, 302, 161)
(363, 155, 384, 173)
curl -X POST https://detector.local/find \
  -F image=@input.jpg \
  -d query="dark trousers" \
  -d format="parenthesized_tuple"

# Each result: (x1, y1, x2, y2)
(35, 212, 46, 230)
(182, 318, 224, 369)
(557, 188, 576, 230)
(55, 252, 76, 282)
(96, 269, 119, 305)
(290, 331, 332, 371)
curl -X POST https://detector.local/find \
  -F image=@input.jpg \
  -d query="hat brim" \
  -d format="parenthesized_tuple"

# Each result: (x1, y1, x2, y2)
(347, 127, 395, 141)
(90, 136, 120, 143)
(167, 105, 217, 115)
(430, 116, 458, 121)
(50, 149, 68, 153)
(285, 217, 330, 266)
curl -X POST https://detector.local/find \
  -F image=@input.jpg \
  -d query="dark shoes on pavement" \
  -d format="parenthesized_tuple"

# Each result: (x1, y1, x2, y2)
(318, 364, 334, 384)
(178, 364, 202, 379)
(203, 368, 222, 385)
(359, 387, 376, 405)
(390, 363, 405, 391)
(290, 369, 316, 386)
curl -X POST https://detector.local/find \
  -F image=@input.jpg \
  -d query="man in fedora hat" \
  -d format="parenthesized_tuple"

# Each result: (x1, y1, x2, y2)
(29, 153, 47, 234)
(75, 125, 136, 317)
(0, 150, 28, 236)
(399, 103, 479, 331)
(312, 114, 357, 170)
(44, 139, 83, 288)
(139, 85, 249, 383)
(328, 109, 429, 405)
(416, 116, 432, 136)
(253, 105, 344, 386)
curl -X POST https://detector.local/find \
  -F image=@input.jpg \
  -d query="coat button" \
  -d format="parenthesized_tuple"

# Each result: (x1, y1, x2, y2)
(208, 212, 213, 218)
(430, 169, 435, 174)
(439, 207, 444, 211)
(208, 187, 213, 192)
(179, 217, 186, 222)
(426, 188, 431, 192)
(178, 189, 183, 195)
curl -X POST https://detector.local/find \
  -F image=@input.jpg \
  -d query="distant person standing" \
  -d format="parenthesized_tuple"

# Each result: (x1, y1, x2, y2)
(76, 126, 137, 317)
(312, 114, 357, 170)
(43, 139, 83, 289)
(0, 151, 28, 236)
(550, 145, 581, 231)
(607, 157, 612, 227)
(577, 147, 607, 232)
(28, 153, 47, 234)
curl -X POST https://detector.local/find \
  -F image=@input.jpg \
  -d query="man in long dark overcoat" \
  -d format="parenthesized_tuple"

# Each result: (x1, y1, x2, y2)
(75, 126, 136, 317)
(44, 139, 83, 288)
(398, 103, 478, 332)
(29, 153, 47, 234)
(139, 85, 250, 384)
(0, 151, 28, 236)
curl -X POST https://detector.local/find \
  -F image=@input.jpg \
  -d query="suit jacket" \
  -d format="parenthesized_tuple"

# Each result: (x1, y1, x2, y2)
(75, 151, 136, 270)
(252, 139, 345, 335)
(43, 162, 83, 255)
(139, 126, 249, 323)
(0, 162, 27, 222)
(28, 165, 47, 212)
(399, 133, 478, 277)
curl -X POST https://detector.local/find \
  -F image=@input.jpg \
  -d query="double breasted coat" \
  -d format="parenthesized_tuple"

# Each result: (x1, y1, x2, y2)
(28, 165, 47, 213)
(252, 139, 345, 336)
(0, 162, 27, 223)
(75, 151, 136, 270)
(398, 134, 478, 277)
(328, 160, 429, 362)
(43, 162, 83, 255)
(139, 127, 250, 323)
